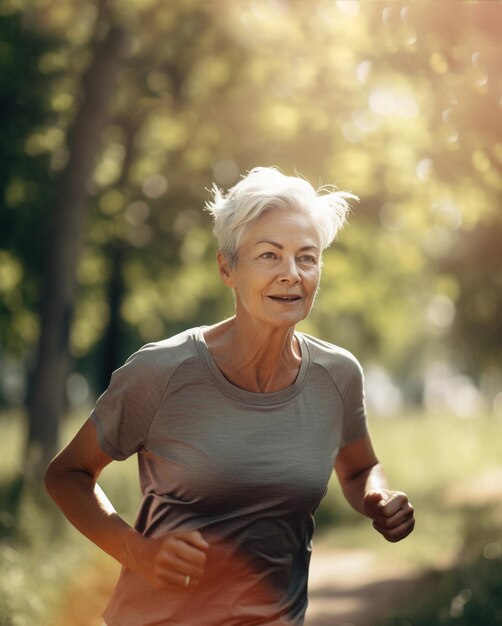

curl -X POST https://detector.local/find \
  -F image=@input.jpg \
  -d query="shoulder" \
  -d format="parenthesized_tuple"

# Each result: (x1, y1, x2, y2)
(119, 327, 201, 382)
(300, 332, 363, 376)
(133, 327, 199, 360)
(300, 332, 365, 399)
(300, 334, 367, 426)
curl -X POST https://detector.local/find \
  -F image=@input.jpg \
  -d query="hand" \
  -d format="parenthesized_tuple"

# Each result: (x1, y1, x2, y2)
(134, 530, 209, 590)
(363, 490, 415, 543)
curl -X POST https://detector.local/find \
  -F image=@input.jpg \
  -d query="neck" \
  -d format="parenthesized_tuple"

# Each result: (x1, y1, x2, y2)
(203, 316, 302, 393)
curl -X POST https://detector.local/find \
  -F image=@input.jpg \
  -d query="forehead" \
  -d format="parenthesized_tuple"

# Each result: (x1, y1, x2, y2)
(241, 209, 321, 248)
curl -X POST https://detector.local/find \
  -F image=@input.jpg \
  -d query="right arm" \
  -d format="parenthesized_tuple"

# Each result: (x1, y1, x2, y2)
(44, 418, 208, 589)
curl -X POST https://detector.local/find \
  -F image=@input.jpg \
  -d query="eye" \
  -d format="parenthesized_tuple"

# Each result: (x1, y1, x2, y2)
(260, 251, 278, 260)
(298, 254, 318, 264)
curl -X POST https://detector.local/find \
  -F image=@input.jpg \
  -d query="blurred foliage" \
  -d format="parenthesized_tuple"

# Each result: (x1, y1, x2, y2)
(380, 507, 502, 626)
(380, 559, 502, 626)
(0, 0, 501, 404)
(0, 410, 137, 626)
(0, 8, 54, 359)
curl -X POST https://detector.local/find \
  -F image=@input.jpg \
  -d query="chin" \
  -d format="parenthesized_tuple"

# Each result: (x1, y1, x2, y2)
(269, 313, 308, 328)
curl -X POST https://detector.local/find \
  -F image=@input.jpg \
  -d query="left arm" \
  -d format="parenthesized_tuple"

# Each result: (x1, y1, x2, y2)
(334, 433, 415, 543)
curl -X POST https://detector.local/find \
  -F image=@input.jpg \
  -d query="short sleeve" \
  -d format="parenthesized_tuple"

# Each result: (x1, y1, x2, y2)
(340, 357, 368, 448)
(90, 346, 167, 460)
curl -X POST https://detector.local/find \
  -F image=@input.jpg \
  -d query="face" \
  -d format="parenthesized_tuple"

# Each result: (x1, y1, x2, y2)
(218, 209, 322, 329)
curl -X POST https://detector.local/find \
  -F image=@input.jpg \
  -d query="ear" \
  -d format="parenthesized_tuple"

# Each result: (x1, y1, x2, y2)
(217, 250, 235, 288)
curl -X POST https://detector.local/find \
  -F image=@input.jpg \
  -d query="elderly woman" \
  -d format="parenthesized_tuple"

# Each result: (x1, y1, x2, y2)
(45, 167, 415, 626)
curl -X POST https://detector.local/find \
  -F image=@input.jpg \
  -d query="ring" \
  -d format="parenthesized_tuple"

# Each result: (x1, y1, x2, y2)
(184, 575, 190, 587)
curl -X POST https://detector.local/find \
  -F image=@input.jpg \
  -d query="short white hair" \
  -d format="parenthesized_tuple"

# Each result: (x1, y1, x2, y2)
(205, 166, 357, 266)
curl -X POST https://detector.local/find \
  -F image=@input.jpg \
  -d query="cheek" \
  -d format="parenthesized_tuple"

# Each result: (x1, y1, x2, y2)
(307, 270, 321, 292)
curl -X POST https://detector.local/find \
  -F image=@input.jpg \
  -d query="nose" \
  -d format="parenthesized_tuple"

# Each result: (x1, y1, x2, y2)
(278, 257, 301, 283)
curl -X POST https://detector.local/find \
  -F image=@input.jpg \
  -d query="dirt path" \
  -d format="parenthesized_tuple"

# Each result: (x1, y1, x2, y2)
(306, 546, 424, 626)
(50, 542, 424, 626)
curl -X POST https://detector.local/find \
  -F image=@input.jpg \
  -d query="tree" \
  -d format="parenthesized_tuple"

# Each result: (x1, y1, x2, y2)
(26, 13, 128, 476)
(1, 0, 500, 442)
(0, 9, 54, 364)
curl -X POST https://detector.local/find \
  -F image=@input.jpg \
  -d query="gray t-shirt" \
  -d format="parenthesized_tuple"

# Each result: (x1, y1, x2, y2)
(90, 327, 367, 626)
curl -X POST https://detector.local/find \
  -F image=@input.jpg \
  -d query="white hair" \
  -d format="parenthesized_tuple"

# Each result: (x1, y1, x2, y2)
(205, 166, 357, 266)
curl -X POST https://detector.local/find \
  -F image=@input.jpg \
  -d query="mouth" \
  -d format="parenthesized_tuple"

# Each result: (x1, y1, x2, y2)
(268, 295, 302, 302)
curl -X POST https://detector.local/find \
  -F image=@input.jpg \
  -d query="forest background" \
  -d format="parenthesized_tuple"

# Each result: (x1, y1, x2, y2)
(0, 1, 501, 625)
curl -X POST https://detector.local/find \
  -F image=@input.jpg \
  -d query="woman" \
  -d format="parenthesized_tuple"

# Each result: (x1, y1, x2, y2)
(45, 166, 415, 626)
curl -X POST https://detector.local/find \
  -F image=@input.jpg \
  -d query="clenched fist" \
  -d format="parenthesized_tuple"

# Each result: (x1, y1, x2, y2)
(363, 490, 415, 543)
(134, 530, 210, 590)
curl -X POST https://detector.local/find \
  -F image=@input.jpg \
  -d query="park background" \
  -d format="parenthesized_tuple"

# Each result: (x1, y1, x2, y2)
(0, 0, 501, 624)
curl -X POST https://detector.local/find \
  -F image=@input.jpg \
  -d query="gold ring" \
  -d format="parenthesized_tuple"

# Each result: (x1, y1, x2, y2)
(184, 575, 190, 587)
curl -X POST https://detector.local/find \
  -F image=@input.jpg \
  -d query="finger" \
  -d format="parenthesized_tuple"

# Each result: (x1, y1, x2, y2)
(157, 550, 206, 580)
(375, 516, 415, 542)
(373, 505, 415, 538)
(364, 491, 383, 505)
(364, 490, 408, 513)
(159, 568, 201, 589)
(155, 546, 206, 583)
(155, 565, 202, 589)
(375, 493, 410, 518)
(189, 531, 210, 550)
(363, 491, 384, 518)
(373, 502, 414, 528)
(171, 558, 205, 580)
(176, 530, 210, 551)
(172, 536, 209, 566)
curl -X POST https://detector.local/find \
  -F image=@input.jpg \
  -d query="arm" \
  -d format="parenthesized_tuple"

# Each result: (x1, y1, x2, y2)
(334, 433, 415, 542)
(44, 419, 209, 588)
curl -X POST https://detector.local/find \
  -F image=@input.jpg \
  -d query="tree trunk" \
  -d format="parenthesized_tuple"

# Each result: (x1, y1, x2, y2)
(99, 241, 126, 393)
(26, 23, 128, 478)
(98, 117, 140, 393)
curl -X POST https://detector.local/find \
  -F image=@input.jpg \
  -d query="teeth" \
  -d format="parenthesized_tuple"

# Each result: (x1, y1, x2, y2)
(271, 296, 299, 300)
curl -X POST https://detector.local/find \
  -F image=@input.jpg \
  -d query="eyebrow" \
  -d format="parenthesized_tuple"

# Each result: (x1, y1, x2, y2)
(254, 240, 319, 251)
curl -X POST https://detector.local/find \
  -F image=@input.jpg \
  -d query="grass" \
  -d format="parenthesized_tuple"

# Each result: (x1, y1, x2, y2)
(318, 411, 502, 626)
(1, 409, 501, 625)
(318, 412, 502, 563)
